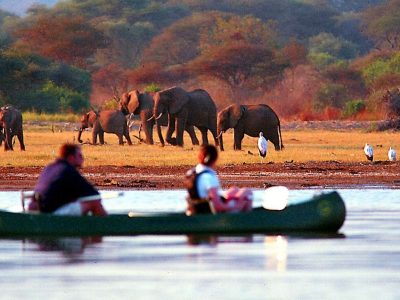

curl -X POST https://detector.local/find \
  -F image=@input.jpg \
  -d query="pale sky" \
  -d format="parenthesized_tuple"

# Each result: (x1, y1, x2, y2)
(0, 0, 58, 15)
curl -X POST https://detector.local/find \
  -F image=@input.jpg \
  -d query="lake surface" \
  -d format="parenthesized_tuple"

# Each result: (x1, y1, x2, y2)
(0, 189, 399, 300)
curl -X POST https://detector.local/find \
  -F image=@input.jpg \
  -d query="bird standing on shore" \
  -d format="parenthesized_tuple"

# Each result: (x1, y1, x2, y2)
(258, 132, 268, 163)
(364, 143, 373, 161)
(388, 147, 396, 161)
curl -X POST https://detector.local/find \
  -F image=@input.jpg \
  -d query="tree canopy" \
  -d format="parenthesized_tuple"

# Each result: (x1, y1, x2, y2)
(0, 0, 399, 119)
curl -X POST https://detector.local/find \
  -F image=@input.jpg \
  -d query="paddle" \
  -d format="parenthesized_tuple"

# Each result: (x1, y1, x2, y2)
(77, 191, 125, 202)
(262, 186, 289, 211)
(20, 191, 124, 212)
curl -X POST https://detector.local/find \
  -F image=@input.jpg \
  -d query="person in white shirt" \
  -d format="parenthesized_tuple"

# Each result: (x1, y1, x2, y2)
(186, 145, 252, 215)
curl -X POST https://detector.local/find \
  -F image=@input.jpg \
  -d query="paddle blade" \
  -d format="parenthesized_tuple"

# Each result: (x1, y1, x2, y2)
(262, 186, 288, 210)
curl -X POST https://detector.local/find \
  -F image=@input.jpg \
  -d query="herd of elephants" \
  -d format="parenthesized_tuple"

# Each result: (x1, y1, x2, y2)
(0, 86, 284, 152)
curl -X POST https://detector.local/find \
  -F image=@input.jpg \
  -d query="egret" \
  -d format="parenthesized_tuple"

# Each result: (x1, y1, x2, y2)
(388, 147, 396, 161)
(364, 143, 373, 161)
(258, 132, 268, 163)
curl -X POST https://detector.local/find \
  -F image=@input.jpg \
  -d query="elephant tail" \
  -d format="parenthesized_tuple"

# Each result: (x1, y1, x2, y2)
(278, 120, 284, 150)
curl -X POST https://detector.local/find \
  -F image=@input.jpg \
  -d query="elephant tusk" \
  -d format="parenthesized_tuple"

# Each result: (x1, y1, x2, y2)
(155, 113, 163, 120)
(147, 115, 155, 122)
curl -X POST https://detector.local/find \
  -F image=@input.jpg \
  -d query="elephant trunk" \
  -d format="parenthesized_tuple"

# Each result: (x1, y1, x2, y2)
(77, 127, 84, 143)
(217, 127, 224, 151)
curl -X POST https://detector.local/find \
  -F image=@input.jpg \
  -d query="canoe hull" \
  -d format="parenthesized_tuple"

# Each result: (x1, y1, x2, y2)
(0, 191, 346, 237)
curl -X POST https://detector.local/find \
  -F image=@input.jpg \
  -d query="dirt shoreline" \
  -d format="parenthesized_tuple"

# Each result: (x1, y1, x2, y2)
(1, 161, 399, 191)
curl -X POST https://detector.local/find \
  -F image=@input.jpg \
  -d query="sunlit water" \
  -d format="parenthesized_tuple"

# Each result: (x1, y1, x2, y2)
(0, 189, 399, 300)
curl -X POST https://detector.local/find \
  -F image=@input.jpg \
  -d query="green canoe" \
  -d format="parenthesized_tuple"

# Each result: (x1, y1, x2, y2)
(0, 191, 346, 237)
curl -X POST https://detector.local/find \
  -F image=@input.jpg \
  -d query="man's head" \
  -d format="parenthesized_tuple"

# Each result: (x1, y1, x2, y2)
(58, 143, 84, 168)
(198, 145, 218, 167)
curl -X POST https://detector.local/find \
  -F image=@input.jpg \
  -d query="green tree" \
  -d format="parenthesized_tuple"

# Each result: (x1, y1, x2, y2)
(313, 83, 349, 111)
(308, 32, 359, 60)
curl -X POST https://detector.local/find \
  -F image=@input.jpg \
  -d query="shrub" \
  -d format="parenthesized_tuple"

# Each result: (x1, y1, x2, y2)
(101, 98, 120, 110)
(342, 99, 366, 117)
(144, 83, 162, 93)
(313, 83, 349, 111)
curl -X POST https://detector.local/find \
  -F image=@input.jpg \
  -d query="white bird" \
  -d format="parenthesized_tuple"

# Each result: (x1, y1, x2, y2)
(258, 132, 268, 163)
(364, 143, 373, 161)
(388, 147, 396, 161)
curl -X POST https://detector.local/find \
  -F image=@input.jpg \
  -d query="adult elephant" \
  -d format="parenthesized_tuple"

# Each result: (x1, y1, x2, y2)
(77, 109, 132, 145)
(0, 105, 25, 151)
(151, 87, 218, 147)
(217, 104, 283, 151)
(120, 90, 199, 146)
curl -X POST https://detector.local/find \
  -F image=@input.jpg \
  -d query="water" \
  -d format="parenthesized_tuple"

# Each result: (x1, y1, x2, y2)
(0, 189, 399, 300)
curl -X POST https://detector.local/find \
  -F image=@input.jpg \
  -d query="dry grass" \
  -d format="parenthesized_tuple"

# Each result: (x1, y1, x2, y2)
(0, 127, 399, 167)
(22, 112, 80, 123)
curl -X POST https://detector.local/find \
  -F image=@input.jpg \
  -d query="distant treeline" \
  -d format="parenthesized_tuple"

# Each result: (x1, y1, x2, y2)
(0, 0, 399, 119)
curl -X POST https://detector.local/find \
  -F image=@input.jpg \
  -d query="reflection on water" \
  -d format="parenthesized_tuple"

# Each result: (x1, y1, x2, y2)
(264, 236, 288, 272)
(27, 237, 102, 255)
(0, 189, 399, 299)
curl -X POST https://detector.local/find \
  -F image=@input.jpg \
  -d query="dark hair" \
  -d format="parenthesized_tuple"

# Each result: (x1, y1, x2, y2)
(198, 145, 218, 166)
(58, 143, 80, 160)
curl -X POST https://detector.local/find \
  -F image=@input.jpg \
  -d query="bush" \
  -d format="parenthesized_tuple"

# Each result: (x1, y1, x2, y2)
(313, 83, 349, 111)
(144, 83, 162, 93)
(101, 98, 120, 110)
(342, 99, 366, 117)
(362, 52, 400, 87)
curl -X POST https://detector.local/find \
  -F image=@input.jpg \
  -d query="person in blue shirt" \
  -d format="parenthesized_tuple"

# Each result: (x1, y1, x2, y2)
(33, 143, 107, 216)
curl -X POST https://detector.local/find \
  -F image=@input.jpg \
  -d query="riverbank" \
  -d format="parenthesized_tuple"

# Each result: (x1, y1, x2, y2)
(1, 161, 399, 191)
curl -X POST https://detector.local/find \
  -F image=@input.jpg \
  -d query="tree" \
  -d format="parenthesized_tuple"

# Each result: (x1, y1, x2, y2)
(94, 19, 155, 68)
(308, 32, 359, 60)
(187, 15, 287, 91)
(361, 0, 400, 50)
(142, 12, 226, 66)
(92, 63, 130, 99)
(0, 48, 91, 112)
(14, 15, 107, 68)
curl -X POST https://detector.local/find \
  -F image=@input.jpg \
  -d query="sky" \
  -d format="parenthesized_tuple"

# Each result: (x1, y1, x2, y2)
(0, 0, 58, 15)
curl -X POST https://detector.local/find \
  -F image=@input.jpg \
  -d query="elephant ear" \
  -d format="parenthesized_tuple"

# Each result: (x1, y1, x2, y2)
(127, 90, 141, 114)
(228, 104, 246, 128)
(87, 111, 98, 124)
(163, 87, 190, 115)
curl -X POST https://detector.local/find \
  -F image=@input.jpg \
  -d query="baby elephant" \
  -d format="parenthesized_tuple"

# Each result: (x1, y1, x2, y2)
(77, 110, 132, 145)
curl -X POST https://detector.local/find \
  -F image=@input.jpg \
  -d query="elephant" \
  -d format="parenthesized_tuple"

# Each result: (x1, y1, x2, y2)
(120, 90, 200, 146)
(217, 104, 283, 151)
(0, 105, 25, 151)
(77, 109, 132, 145)
(151, 87, 218, 147)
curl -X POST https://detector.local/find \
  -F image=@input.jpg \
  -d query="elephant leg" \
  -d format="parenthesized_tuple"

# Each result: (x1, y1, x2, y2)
(165, 115, 176, 145)
(233, 129, 244, 150)
(175, 117, 186, 147)
(99, 131, 105, 144)
(17, 130, 25, 151)
(144, 121, 154, 145)
(5, 129, 13, 151)
(185, 126, 199, 146)
(155, 121, 165, 146)
(199, 127, 209, 146)
(117, 134, 124, 145)
(124, 127, 133, 146)
(266, 128, 280, 151)
(209, 126, 219, 147)
(92, 130, 98, 145)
